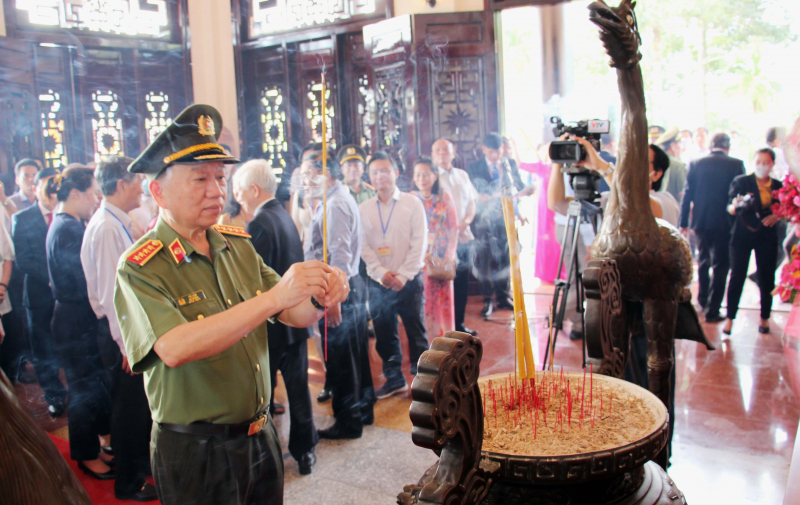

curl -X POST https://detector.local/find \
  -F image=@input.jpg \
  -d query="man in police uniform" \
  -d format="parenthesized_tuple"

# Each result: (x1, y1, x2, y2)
(338, 144, 375, 206)
(114, 104, 350, 505)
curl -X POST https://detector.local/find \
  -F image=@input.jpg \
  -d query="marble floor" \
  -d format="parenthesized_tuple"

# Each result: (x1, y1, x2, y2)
(20, 271, 799, 504)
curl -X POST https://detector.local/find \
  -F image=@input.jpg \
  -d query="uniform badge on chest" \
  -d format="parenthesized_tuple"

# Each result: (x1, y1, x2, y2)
(175, 290, 206, 307)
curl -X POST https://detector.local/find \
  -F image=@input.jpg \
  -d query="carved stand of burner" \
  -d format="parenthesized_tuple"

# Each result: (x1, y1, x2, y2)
(398, 332, 686, 505)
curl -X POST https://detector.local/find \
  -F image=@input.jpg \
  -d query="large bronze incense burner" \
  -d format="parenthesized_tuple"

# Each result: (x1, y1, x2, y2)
(399, 332, 686, 505)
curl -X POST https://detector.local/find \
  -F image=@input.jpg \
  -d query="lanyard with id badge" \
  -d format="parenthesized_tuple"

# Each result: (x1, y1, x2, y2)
(377, 199, 396, 256)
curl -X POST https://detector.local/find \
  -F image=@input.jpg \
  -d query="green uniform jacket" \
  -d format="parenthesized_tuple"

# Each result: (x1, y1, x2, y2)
(114, 217, 280, 425)
(349, 180, 376, 206)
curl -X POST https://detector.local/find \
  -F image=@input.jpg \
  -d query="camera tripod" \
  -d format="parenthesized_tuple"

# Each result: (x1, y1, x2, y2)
(542, 198, 601, 370)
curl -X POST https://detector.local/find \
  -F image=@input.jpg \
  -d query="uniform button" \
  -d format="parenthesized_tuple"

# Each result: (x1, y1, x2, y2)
(260, 397, 264, 404)
(197, 314, 204, 320)
(227, 299, 232, 305)
(256, 290, 262, 296)
(256, 364, 260, 371)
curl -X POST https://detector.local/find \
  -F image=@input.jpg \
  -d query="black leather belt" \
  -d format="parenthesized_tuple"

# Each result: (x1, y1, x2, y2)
(159, 411, 268, 438)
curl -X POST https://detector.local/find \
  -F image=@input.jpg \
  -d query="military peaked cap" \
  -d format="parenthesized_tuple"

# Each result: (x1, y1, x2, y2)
(337, 144, 367, 164)
(128, 104, 240, 176)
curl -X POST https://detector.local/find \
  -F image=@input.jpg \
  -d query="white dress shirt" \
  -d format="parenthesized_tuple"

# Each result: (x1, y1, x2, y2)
(0, 207, 14, 317)
(81, 201, 135, 355)
(771, 147, 789, 181)
(437, 166, 477, 243)
(360, 187, 427, 288)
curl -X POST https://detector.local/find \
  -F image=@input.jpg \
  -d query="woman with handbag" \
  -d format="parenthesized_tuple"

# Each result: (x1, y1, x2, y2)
(411, 158, 459, 338)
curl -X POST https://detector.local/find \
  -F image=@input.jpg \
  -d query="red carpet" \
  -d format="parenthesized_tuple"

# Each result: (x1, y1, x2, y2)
(48, 434, 161, 505)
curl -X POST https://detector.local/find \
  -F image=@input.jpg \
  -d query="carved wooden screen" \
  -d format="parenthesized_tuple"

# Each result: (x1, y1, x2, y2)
(77, 49, 131, 163)
(342, 32, 372, 150)
(363, 14, 415, 172)
(241, 45, 292, 173)
(0, 37, 41, 174)
(294, 37, 339, 149)
(33, 45, 76, 170)
(135, 49, 188, 151)
(414, 12, 498, 166)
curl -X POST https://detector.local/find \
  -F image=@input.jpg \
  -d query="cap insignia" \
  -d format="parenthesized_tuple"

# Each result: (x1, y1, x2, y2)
(198, 115, 215, 136)
(347, 147, 355, 155)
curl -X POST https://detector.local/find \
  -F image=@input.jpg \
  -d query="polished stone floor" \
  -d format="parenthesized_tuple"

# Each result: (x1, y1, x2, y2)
(19, 269, 798, 504)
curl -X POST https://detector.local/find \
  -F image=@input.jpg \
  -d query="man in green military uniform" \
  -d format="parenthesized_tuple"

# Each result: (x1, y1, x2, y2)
(114, 104, 349, 505)
(338, 144, 375, 206)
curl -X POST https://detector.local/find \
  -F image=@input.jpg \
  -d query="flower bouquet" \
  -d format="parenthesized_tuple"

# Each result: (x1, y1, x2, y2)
(771, 174, 800, 225)
(774, 245, 800, 304)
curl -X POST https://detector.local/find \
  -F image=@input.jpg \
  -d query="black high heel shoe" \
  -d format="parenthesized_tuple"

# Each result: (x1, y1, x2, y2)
(77, 461, 116, 480)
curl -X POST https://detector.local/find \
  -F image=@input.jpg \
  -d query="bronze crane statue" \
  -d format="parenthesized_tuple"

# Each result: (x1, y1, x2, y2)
(587, 0, 712, 469)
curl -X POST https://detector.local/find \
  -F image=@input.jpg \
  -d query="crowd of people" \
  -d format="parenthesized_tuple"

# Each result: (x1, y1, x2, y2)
(0, 101, 538, 502)
(0, 97, 792, 505)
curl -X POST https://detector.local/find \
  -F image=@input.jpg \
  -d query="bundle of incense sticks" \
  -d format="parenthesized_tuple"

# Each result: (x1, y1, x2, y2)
(480, 368, 612, 438)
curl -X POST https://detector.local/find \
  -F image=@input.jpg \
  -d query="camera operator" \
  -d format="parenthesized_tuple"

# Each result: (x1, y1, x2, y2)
(722, 148, 783, 336)
(547, 135, 614, 340)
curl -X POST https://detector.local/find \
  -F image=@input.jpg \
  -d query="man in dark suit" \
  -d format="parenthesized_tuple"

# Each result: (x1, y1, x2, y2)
(467, 133, 532, 317)
(680, 132, 745, 322)
(233, 159, 318, 475)
(11, 168, 67, 416)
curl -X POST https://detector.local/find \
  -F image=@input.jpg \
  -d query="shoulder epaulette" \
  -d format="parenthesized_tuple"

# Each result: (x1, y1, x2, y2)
(213, 224, 251, 238)
(126, 239, 163, 267)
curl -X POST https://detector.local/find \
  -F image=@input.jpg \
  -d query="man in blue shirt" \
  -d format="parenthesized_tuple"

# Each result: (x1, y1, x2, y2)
(301, 150, 375, 439)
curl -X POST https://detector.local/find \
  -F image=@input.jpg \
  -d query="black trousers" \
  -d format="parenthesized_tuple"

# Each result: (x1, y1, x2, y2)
(27, 304, 67, 405)
(269, 337, 318, 460)
(151, 417, 283, 505)
(0, 308, 29, 384)
(97, 318, 154, 497)
(321, 275, 375, 429)
(473, 214, 512, 304)
(726, 231, 779, 321)
(454, 243, 471, 330)
(52, 301, 110, 461)
(695, 228, 731, 315)
(369, 273, 428, 384)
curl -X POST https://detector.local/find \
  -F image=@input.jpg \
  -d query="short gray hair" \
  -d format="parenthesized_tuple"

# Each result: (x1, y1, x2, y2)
(96, 156, 135, 196)
(233, 159, 278, 196)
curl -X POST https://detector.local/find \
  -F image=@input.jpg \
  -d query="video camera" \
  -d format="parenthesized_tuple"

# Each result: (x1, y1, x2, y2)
(548, 116, 610, 202)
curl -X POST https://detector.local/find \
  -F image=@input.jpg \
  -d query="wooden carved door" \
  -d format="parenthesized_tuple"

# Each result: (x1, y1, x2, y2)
(341, 32, 372, 151)
(0, 37, 40, 175)
(33, 44, 76, 170)
(76, 49, 133, 164)
(363, 14, 416, 174)
(293, 37, 339, 150)
(414, 12, 498, 167)
(241, 44, 292, 174)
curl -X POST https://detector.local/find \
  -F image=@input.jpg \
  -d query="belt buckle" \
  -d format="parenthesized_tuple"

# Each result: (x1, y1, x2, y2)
(248, 414, 267, 436)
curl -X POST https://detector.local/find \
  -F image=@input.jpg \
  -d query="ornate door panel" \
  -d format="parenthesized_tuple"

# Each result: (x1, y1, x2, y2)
(33, 45, 75, 169)
(135, 50, 188, 154)
(0, 37, 40, 174)
(293, 37, 339, 150)
(363, 14, 415, 173)
(241, 45, 292, 174)
(342, 32, 372, 150)
(76, 48, 133, 164)
(414, 12, 498, 166)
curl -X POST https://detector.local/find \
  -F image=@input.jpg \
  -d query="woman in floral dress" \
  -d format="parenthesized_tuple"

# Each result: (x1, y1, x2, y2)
(411, 158, 459, 339)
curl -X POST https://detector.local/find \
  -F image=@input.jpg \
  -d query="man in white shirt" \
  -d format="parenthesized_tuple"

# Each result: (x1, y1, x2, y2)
(431, 137, 478, 336)
(81, 156, 157, 502)
(360, 151, 428, 399)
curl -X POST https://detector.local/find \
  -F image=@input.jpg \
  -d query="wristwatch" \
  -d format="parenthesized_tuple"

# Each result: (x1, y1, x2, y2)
(602, 162, 615, 177)
(310, 296, 324, 311)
